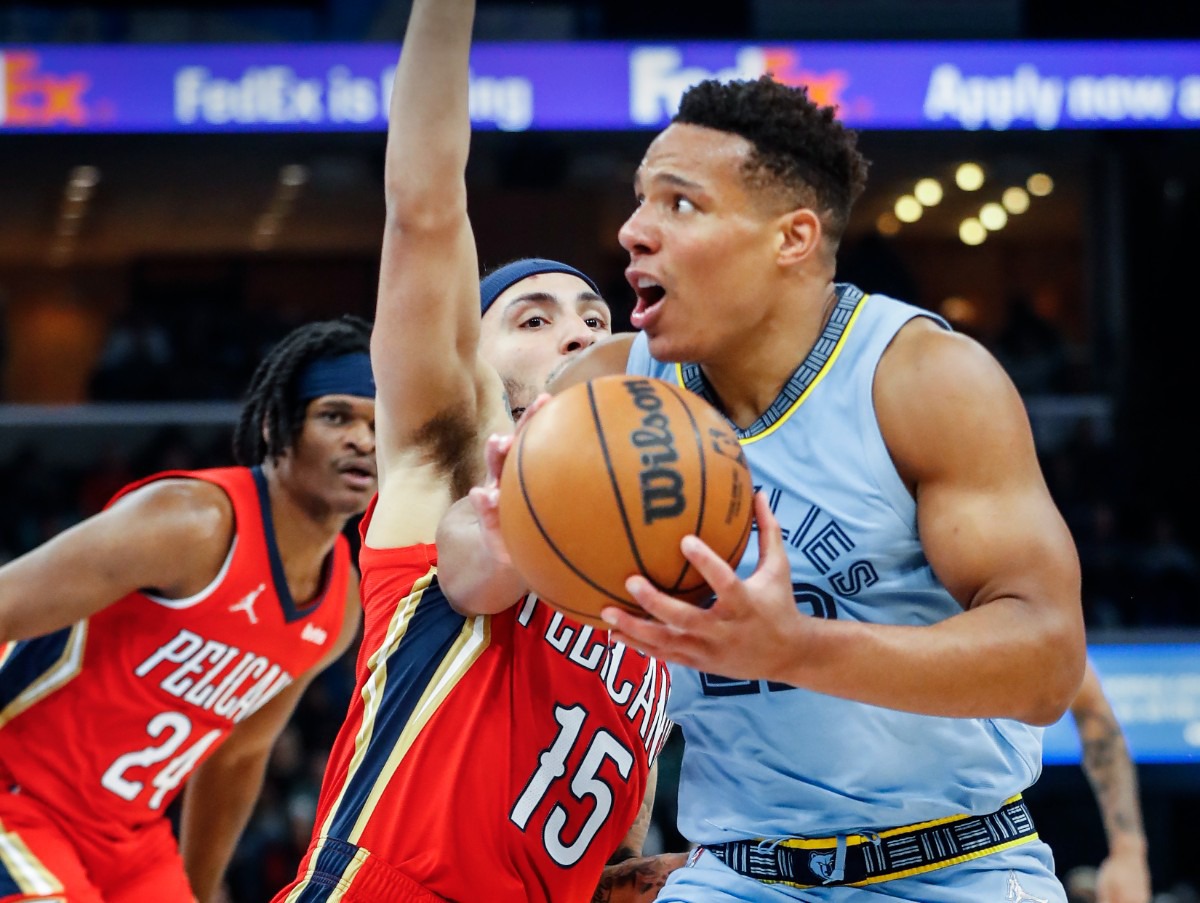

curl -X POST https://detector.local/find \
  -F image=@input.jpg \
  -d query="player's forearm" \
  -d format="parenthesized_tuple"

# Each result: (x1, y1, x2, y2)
(1075, 706, 1147, 851)
(383, 0, 473, 211)
(779, 597, 1084, 724)
(179, 759, 267, 903)
(593, 853, 689, 903)
(436, 496, 527, 615)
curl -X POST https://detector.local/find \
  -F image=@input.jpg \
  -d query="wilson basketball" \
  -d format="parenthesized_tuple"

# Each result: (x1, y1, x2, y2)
(499, 374, 754, 629)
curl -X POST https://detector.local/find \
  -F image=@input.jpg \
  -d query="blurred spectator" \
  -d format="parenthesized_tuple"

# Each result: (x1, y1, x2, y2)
(89, 305, 175, 400)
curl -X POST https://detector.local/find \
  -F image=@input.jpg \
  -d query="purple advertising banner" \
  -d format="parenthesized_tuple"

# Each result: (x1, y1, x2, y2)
(2, 41, 1200, 133)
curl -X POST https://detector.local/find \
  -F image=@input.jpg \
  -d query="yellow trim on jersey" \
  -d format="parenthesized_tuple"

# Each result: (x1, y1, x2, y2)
(768, 793, 1026, 851)
(346, 609, 490, 843)
(761, 834, 1040, 889)
(313, 566, 491, 847)
(673, 292, 871, 446)
(0, 819, 66, 897)
(0, 622, 88, 729)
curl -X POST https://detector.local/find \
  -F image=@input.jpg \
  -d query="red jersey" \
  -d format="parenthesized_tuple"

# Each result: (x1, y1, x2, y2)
(0, 466, 351, 840)
(282, 497, 671, 903)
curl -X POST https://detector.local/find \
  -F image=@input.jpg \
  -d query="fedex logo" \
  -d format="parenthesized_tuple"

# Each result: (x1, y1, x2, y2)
(0, 51, 91, 126)
(630, 46, 852, 126)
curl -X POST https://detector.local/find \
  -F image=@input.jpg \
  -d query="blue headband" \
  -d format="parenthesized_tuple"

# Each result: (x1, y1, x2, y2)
(479, 257, 601, 315)
(296, 352, 375, 402)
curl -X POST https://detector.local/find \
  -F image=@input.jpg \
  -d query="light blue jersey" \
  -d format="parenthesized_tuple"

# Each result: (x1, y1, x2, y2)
(626, 285, 1045, 846)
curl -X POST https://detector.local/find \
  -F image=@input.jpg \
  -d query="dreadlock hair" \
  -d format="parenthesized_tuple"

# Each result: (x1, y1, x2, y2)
(232, 315, 372, 466)
(674, 76, 870, 245)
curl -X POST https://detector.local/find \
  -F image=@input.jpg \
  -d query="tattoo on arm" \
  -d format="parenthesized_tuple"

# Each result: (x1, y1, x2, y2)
(1075, 700, 1146, 842)
(592, 853, 688, 903)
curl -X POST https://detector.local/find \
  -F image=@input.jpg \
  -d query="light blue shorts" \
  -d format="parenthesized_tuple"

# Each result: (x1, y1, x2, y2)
(657, 841, 1067, 902)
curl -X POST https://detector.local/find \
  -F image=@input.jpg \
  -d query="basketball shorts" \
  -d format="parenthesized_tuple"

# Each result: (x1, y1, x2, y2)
(0, 784, 194, 903)
(658, 842, 1067, 902)
(272, 837, 447, 903)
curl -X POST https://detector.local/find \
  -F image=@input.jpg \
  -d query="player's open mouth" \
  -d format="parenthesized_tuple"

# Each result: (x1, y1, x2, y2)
(629, 274, 667, 327)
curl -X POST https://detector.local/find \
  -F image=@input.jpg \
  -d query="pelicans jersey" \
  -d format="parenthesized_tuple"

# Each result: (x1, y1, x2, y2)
(277, 497, 671, 903)
(0, 466, 350, 900)
(627, 286, 1045, 843)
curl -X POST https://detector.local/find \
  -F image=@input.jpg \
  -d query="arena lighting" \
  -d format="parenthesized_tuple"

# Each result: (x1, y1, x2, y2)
(959, 218, 987, 245)
(68, 165, 101, 189)
(979, 203, 1008, 231)
(876, 211, 901, 236)
(955, 163, 985, 191)
(1027, 173, 1055, 197)
(913, 178, 943, 206)
(894, 195, 923, 223)
(941, 296, 979, 325)
(279, 164, 310, 187)
(1002, 187, 1030, 214)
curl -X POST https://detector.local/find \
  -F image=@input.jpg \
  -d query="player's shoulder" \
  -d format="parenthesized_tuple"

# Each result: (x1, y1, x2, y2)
(110, 474, 236, 545)
(880, 317, 1013, 399)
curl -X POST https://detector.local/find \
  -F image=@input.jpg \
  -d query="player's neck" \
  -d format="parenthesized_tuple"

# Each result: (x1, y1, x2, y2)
(701, 281, 838, 430)
(260, 465, 345, 572)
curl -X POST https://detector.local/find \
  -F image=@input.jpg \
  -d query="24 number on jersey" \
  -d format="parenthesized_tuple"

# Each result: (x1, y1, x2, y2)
(510, 703, 635, 866)
(100, 711, 222, 809)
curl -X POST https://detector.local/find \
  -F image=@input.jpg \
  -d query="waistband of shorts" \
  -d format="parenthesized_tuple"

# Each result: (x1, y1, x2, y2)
(703, 794, 1039, 889)
(286, 837, 446, 903)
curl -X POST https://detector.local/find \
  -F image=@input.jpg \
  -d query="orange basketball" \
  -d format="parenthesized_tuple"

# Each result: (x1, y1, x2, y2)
(499, 374, 754, 628)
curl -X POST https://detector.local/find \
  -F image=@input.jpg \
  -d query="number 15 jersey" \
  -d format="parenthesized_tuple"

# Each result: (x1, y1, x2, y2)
(288, 497, 672, 903)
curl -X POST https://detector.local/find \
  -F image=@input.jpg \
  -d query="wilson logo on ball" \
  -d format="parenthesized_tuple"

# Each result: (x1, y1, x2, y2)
(625, 378, 686, 525)
(499, 374, 754, 630)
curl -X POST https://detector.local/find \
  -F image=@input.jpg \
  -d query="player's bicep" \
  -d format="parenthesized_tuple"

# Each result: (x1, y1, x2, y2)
(879, 324, 1080, 613)
(0, 482, 230, 642)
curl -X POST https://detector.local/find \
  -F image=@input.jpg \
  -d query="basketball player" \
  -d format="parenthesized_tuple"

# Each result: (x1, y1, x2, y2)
(473, 75, 1087, 900)
(272, 1, 671, 901)
(0, 316, 376, 903)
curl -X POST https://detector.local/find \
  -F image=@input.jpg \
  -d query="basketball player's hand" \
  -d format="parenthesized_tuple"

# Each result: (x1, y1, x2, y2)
(468, 393, 552, 565)
(1095, 844, 1151, 903)
(605, 492, 805, 682)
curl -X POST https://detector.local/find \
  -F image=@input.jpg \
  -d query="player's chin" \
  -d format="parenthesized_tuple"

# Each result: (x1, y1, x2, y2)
(331, 480, 377, 514)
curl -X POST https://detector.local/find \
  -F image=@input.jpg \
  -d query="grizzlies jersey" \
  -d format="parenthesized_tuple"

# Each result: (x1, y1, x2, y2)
(286, 496, 671, 903)
(627, 285, 1044, 842)
(0, 467, 350, 838)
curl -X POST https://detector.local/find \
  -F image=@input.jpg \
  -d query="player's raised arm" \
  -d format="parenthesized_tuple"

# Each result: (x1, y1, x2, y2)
(373, 0, 485, 468)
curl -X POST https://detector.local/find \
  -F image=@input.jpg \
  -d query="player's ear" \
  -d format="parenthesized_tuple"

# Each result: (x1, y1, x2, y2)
(776, 207, 822, 267)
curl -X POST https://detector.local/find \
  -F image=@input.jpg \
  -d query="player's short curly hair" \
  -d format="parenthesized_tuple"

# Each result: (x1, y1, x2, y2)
(674, 76, 869, 243)
(233, 315, 372, 466)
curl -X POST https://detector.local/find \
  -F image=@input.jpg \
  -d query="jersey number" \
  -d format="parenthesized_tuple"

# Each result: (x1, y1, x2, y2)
(100, 712, 223, 810)
(510, 703, 635, 867)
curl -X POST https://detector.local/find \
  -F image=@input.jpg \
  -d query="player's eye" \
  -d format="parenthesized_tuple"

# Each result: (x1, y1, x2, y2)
(521, 316, 547, 328)
(672, 195, 696, 213)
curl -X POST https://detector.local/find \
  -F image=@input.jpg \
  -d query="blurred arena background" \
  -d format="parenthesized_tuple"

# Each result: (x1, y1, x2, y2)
(3, 1, 1200, 900)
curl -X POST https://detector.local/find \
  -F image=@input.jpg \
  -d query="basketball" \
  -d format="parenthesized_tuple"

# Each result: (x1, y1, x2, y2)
(498, 374, 754, 628)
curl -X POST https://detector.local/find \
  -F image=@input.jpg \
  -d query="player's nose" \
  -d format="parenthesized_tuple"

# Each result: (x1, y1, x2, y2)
(618, 205, 658, 256)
